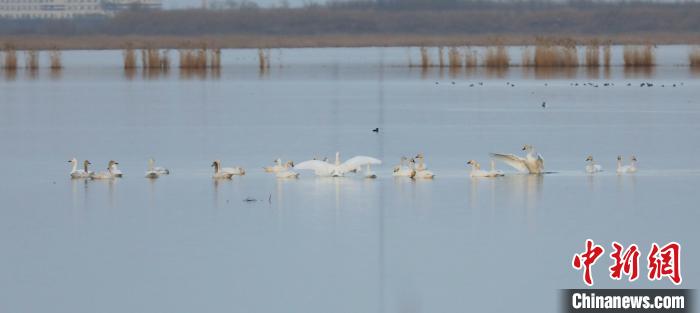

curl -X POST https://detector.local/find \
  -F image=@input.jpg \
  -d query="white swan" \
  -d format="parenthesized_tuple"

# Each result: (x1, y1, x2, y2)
(392, 156, 416, 178)
(585, 155, 603, 174)
(616, 155, 637, 174)
(276, 161, 299, 179)
(409, 158, 435, 179)
(68, 158, 93, 178)
(109, 160, 123, 177)
(414, 153, 428, 171)
(145, 158, 169, 178)
(264, 158, 285, 173)
(294, 152, 381, 177)
(489, 159, 505, 176)
(90, 160, 118, 180)
(211, 160, 234, 179)
(364, 163, 377, 179)
(491, 144, 544, 174)
(467, 160, 504, 177)
(212, 160, 245, 176)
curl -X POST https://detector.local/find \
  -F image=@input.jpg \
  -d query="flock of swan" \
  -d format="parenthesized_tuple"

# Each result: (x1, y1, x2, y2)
(68, 145, 638, 180)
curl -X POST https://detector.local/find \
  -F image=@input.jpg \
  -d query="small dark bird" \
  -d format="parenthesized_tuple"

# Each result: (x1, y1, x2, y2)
(451, 81, 456, 85)
(478, 82, 483, 86)
(469, 84, 474, 87)
(640, 83, 645, 87)
(435, 81, 439, 85)
(647, 83, 653, 87)
(544, 83, 548, 86)
(541, 102, 546, 108)
(627, 83, 631, 86)
(372, 128, 379, 133)
(604, 83, 609, 86)
(673, 84, 677, 87)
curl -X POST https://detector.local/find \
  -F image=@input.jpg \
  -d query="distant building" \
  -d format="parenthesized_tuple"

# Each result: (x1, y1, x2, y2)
(0, 0, 161, 19)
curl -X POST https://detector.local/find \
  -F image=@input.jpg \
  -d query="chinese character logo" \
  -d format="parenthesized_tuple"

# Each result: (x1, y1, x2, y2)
(648, 242, 682, 285)
(609, 242, 640, 281)
(572, 239, 605, 286)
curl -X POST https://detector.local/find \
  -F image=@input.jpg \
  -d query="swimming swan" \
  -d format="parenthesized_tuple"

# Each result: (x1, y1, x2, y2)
(264, 158, 285, 173)
(392, 156, 416, 178)
(616, 155, 637, 174)
(491, 144, 544, 174)
(585, 155, 603, 174)
(294, 152, 381, 177)
(145, 158, 169, 178)
(467, 160, 504, 177)
(409, 158, 435, 179)
(109, 160, 123, 177)
(212, 160, 245, 176)
(414, 153, 429, 171)
(90, 160, 118, 180)
(276, 161, 299, 179)
(68, 158, 93, 178)
(211, 160, 235, 179)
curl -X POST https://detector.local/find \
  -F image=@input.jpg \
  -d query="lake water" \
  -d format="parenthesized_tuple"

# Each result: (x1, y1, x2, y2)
(0, 46, 698, 313)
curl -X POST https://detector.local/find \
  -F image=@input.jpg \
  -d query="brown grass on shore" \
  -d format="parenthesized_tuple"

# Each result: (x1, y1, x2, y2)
(123, 47, 137, 69)
(25, 50, 39, 70)
(585, 40, 600, 67)
(258, 48, 268, 70)
(532, 38, 578, 67)
(623, 45, 655, 67)
(689, 47, 700, 67)
(464, 48, 477, 68)
(521, 47, 533, 67)
(3, 45, 18, 70)
(447, 47, 462, 69)
(210, 48, 221, 69)
(49, 49, 62, 70)
(419, 46, 430, 68)
(178, 47, 210, 69)
(484, 46, 509, 67)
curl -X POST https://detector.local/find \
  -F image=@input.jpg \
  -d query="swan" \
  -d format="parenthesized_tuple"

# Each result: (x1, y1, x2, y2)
(409, 158, 435, 179)
(414, 153, 429, 171)
(264, 158, 285, 173)
(467, 160, 504, 177)
(392, 156, 416, 178)
(109, 160, 123, 177)
(68, 158, 93, 178)
(585, 155, 603, 174)
(211, 160, 234, 179)
(294, 152, 381, 177)
(491, 144, 544, 174)
(616, 155, 637, 174)
(145, 158, 169, 178)
(489, 159, 505, 176)
(364, 163, 377, 179)
(276, 161, 299, 179)
(90, 160, 118, 180)
(212, 160, 245, 176)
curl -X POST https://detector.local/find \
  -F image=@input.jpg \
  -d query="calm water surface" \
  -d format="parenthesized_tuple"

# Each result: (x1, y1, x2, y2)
(0, 47, 699, 313)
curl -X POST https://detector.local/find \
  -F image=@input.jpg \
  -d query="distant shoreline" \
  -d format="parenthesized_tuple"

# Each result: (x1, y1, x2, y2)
(2, 33, 700, 50)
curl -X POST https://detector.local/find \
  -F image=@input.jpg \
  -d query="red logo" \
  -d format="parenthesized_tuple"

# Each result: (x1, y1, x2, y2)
(647, 242, 682, 285)
(572, 239, 605, 286)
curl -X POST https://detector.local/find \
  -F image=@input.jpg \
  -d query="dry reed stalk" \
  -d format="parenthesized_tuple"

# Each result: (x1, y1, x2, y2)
(690, 47, 700, 67)
(533, 39, 578, 67)
(623, 45, 655, 67)
(123, 48, 137, 69)
(210, 48, 221, 69)
(49, 49, 62, 70)
(521, 47, 533, 67)
(258, 48, 267, 70)
(25, 50, 39, 70)
(419, 46, 430, 68)
(3, 47, 18, 70)
(179, 49, 195, 69)
(603, 42, 612, 67)
(464, 49, 477, 68)
(448, 46, 462, 69)
(141, 49, 148, 69)
(196, 48, 207, 69)
(438, 46, 445, 67)
(484, 46, 509, 67)
(160, 50, 170, 70)
(585, 41, 600, 67)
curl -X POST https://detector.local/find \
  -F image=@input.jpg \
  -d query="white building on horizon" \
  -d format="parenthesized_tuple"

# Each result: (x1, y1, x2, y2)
(0, 0, 161, 19)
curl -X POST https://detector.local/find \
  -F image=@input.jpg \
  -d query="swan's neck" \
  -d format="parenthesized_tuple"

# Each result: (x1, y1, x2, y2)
(366, 164, 371, 171)
(630, 160, 636, 168)
(490, 160, 496, 171)
(617, 159, 622, 169)
(335, 152, 340, 166)
(418, 157, 424, 166)
(71, 161, 78, 172)
(214, 162, 220, 173)
(83, 162, 89, 173)
(148, 159, 154, 171)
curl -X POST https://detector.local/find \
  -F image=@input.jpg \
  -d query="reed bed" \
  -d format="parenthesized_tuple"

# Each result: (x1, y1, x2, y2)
(419, 46, 430, 68)
(123, 48, 137, 69)
(521, 47, 533, 67)
(257, 48, 271, 70)
(3, 46, 18, 70)
(484, 46, 509, 67)
(437, 46, 445, 67)
(464, 48, 477, 68)
(178, 48, 210, 69)
(210, 48, 221, 69)
(49, 49, 62, 70)
(532, 39, 578, 67)
(689, 47, 700, 67)
(584, 41, 600, 67)
(623, 45, 655, 67)
(25, 50, 39, 70)
(447, 47, 462, 69)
